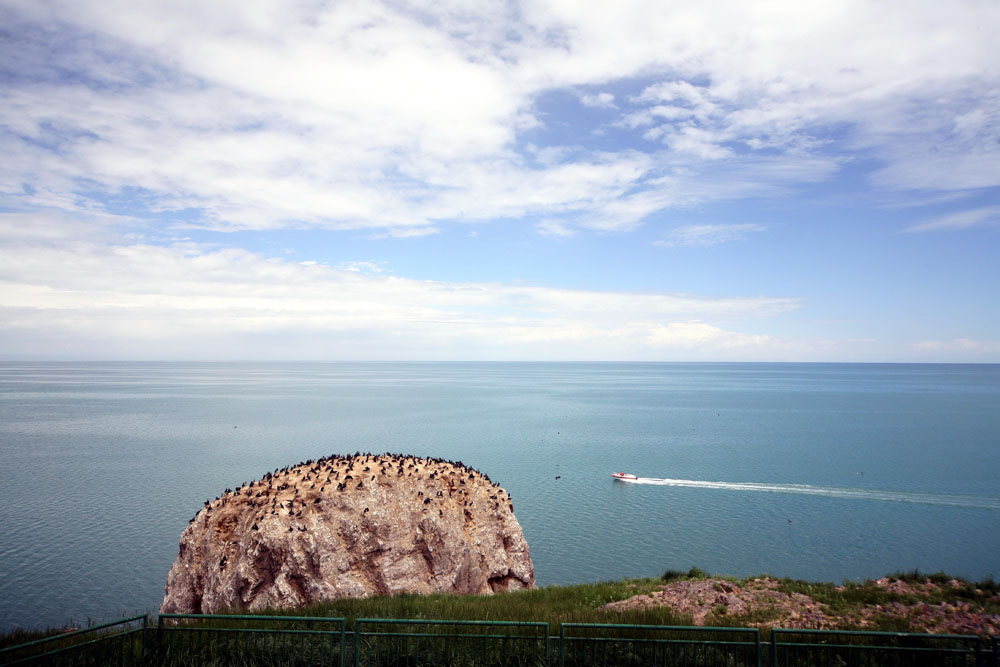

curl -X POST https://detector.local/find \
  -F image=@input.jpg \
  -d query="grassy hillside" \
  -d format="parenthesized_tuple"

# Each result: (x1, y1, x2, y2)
(4, 568, 998, 650)
(270, 567, 999, 634)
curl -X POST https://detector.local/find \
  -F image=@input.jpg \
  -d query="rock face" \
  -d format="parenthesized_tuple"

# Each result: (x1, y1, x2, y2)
(161, 453, 534, 614)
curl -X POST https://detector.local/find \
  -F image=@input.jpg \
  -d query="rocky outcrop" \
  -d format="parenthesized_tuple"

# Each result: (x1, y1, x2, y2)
(161, 453, 534, 614)
(601, 577, 1000, 635)
(602, 578, 829, 627)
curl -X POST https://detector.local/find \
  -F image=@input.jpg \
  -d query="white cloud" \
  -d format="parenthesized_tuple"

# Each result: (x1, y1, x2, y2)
(664, 127, 733, 159)
(0, 1, 997, 362)
(646, 322, 770, 349)
(379, 226, 441, 239)
(1, 0, 995, 237)
(0, 224, 800, 359)
(0, 210, 119, 244)
(536, 219, 574, 238)
(543, 1, 1000, 191)
(336, 261, 389, 274)
(656, 223, 767, 247)
(905, 205, 1000, 232)
(912, 338, 1000, 356)
(579, 92, 615, 108)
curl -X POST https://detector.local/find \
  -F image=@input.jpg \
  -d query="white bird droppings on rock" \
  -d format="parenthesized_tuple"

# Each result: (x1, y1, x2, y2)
(160, 453, 534, 614)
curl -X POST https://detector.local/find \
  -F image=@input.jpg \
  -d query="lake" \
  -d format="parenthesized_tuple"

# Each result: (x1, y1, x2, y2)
(1, 362, 998, 631)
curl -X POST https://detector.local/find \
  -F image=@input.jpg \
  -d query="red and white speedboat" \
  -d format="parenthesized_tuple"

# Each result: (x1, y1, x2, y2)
(611, 472, 638, 481)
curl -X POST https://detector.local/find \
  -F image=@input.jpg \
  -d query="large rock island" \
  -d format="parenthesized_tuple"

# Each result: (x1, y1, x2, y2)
(161, 453, 534, 614)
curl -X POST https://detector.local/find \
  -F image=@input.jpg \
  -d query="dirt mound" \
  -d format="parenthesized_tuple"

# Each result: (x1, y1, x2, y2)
(602, 578, 828, 628)
(602, 577, 1000, 635)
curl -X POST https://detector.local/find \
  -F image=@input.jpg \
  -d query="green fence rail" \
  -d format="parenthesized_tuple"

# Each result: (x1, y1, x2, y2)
(770, 628, 985, 667)
(157, 613, 346, 667)
(2, 617, 996, 667)
(0, 615, 146, 666)
(560, 623, 761, 667)
(355, 619, 549, 667)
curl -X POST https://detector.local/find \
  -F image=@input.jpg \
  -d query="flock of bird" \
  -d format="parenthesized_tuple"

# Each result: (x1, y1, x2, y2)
(191, 453, 514, 536)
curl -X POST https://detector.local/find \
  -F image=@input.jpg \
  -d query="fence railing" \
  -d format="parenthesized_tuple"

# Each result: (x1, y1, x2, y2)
(0, 615, 146, 666)
(157, 613, 346, 667)
(560, 623, 761, 667)
(2, 616, 996, 667)
(355, 618, 548, 667)
(771, 628, 986, 667)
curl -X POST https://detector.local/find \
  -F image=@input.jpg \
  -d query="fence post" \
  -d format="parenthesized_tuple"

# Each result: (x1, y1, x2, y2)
(138, 615, 148, 665)
(139, 614, 148, 662)
(558, 624, 566, 667)
(339, 622, 346, 667)
(355, 620, 363, 667)
(156, 614, 164, 662)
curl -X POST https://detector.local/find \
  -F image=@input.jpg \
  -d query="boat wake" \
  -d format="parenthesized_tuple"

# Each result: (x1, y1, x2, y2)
(621, 477, 1000, 510)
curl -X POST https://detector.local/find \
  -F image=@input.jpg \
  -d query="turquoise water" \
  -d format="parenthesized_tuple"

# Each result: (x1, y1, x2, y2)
(1, 362, 998, 631)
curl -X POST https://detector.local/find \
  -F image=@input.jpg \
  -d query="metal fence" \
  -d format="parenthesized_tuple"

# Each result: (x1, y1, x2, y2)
(0, 615, 146, 666)
(2, 617, 996, 667)
(157, 613, 346, 667)
(560, 623, 761, 667)
(771, 629, 987, 667)
(355, 619, 549, 667)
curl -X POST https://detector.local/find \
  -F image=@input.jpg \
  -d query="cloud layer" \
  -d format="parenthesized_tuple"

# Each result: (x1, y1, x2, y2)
(0, 210, 799, 359)
(2, 1, 997, 235)
(1, 1, 997, 361)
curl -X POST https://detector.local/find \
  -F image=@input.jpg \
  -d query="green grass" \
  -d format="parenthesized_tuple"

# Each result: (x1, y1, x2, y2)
(4, 569, 998, 653)
(662, 567, 708, 582)
(246, 578, 692, 632)
(887, 568, 1000, 596)
(212, 568, 999, 637)
(0, 626, 62, 651)
(768, 572, 1000, 633)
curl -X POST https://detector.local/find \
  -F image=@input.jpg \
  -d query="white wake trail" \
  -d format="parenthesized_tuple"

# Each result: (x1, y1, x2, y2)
(623, 477, 1000, 510)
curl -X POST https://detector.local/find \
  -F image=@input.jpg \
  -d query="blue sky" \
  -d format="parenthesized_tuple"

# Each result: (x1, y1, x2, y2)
(0, 0, 998, 361)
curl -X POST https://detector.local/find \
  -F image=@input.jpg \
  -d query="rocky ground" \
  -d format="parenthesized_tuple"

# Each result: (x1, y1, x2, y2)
(601, 577, 1000, 635)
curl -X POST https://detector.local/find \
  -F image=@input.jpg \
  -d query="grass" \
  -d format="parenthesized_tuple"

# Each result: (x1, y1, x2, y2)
(249, 577, 693, 631)
(0, 626, 65, 651)
(3, 569, 998, 655)
(887, 568, 1000, 596)
(662, 567, 708, 582)
(181, 567, 1000, 638)
(775, 572, 1000, 613)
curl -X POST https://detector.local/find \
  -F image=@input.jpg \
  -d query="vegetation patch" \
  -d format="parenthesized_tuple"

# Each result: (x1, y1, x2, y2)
(602, 571, 1000, 636)
(4, 569, 999, 651)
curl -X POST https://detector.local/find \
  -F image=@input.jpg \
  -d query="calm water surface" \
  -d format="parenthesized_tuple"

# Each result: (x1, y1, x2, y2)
(1, 362, 998, 631)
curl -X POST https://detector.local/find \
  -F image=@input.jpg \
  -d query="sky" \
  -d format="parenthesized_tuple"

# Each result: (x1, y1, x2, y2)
(0, 0, 998, 362)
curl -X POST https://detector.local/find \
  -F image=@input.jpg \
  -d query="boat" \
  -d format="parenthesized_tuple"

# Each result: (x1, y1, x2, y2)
(611, 472, 637, 480)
